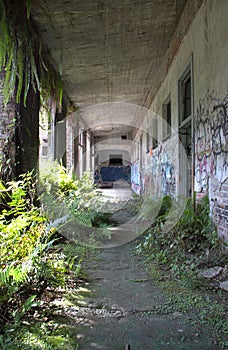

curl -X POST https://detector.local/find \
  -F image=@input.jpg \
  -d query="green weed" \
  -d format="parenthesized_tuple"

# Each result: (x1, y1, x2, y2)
(0, 171, 90, 341)
(136, 194, 228, 348)
(136, 195, 224, 276)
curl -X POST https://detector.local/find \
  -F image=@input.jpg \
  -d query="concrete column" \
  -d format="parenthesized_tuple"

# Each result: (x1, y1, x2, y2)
(49, 101, 56, 161)
(54, 100, 68, 167)
(66, 114, 74, 170)
(54, 118, 66, 166)
(86, 132, 91, 172)
(91, 141, 95, 177)
(78, 128, 83, 179)
(73, 118, 79, 175)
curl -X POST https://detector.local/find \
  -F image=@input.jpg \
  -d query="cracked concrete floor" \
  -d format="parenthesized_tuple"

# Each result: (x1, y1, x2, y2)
(63, 243, 221, 350)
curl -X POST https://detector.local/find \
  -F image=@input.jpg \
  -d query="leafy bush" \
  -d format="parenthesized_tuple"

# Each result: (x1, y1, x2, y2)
(0, 169, 96, 350)
(0, 171, 87, 331)
(39, 161, 112, 243)
(136, 195, 221, 275)
(0, 173, 55, 326)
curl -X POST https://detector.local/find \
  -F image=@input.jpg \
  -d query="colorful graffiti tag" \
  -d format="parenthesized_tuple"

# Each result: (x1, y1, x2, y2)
(142, 145, 176, 197)
(195, 92, 228, 191)
(152, 145, 176, 197)
(131, 160, 141, 195)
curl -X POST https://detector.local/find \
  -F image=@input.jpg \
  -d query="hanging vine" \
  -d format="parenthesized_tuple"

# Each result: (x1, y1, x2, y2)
(0, 0, 63, 107)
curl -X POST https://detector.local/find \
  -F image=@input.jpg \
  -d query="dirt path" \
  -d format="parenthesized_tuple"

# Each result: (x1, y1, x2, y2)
(67, 243, 220, 350)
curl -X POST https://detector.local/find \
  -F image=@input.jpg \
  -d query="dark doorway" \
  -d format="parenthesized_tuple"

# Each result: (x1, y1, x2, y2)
(109, 154, 123, 166)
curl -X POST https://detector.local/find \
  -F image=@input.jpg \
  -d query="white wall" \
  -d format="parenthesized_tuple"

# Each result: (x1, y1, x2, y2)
(139, 0, 228, 237)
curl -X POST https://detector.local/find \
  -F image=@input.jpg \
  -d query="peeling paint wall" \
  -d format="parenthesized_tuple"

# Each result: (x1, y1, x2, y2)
(96, 149, 131, 167)
(139, 0, 228, 238)
(195, 92, 227, 192)
(195, 92, 228, 238)
(131, 160, 141, 195)
(146, 145, 176, 198)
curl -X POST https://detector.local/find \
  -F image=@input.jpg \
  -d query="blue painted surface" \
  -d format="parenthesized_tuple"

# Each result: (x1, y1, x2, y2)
(95, 166, 131, 183)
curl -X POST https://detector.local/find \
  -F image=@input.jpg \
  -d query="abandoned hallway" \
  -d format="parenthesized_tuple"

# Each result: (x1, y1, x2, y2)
(0, 0, 228, 349)
(0, 0, 227, 239)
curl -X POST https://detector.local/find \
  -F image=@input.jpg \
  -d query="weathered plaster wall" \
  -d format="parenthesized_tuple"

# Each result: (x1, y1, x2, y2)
(96, 149, 131, 167)
(195, 92, 227, 192)
(54, 118, 66, 166)
(66, 114, 94, 178)
(141, 0, 228, 237)
(131, 160, 141, 194)
(95, 137, 131, 168)
(66, 113, 77, 170)
(195, 91, 228, 238)
(144, 143, 177, 198)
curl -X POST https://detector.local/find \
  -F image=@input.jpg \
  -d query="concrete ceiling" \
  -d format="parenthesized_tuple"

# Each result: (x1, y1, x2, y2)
(31, 0, 188, 137)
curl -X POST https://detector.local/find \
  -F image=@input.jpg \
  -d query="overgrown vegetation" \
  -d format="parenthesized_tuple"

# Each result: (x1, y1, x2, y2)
(135, 194, 228, 348)
(0, 169, 97, 349)
(136, 195, 226, 276)
(0, 0, 63, 106)
(1, 168, 227, 348)
(39, 160, 112, 243)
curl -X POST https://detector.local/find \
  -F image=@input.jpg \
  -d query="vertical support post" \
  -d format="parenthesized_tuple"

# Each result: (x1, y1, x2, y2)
(66, 114, 74, 170)
(50, 100, 56, 161)
(86, 132, 91, 173)
(54, 118, 66, 166)
(91, 140, 95, 178)
(78, 127, 83, 179)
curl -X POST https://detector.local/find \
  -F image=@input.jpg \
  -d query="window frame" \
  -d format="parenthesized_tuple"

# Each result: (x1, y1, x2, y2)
(162, 95, 172, 141)
(177, 54, 194, 198)
(178, 60, 193, 128)
(152, 117, 158, 149)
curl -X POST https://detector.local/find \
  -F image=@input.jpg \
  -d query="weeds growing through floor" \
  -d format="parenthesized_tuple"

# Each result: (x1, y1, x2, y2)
(136, 195, 226, 276)
(135, 194, 228, 348)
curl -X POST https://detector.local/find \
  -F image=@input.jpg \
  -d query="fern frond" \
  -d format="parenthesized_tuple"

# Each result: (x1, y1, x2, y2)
(30, 49, 40, 92)
(23, 59, 31, 106)
(0, 0, 63, 107)
(26, 0, 32, 19)
(16, 45, 24, 103)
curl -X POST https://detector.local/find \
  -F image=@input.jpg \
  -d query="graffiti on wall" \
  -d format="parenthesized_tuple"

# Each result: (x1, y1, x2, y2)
(131, 160, 141, 195)
(195, 92, 228, 191)
(143, 145, 176, 197)
(154, 145, 176, 197)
